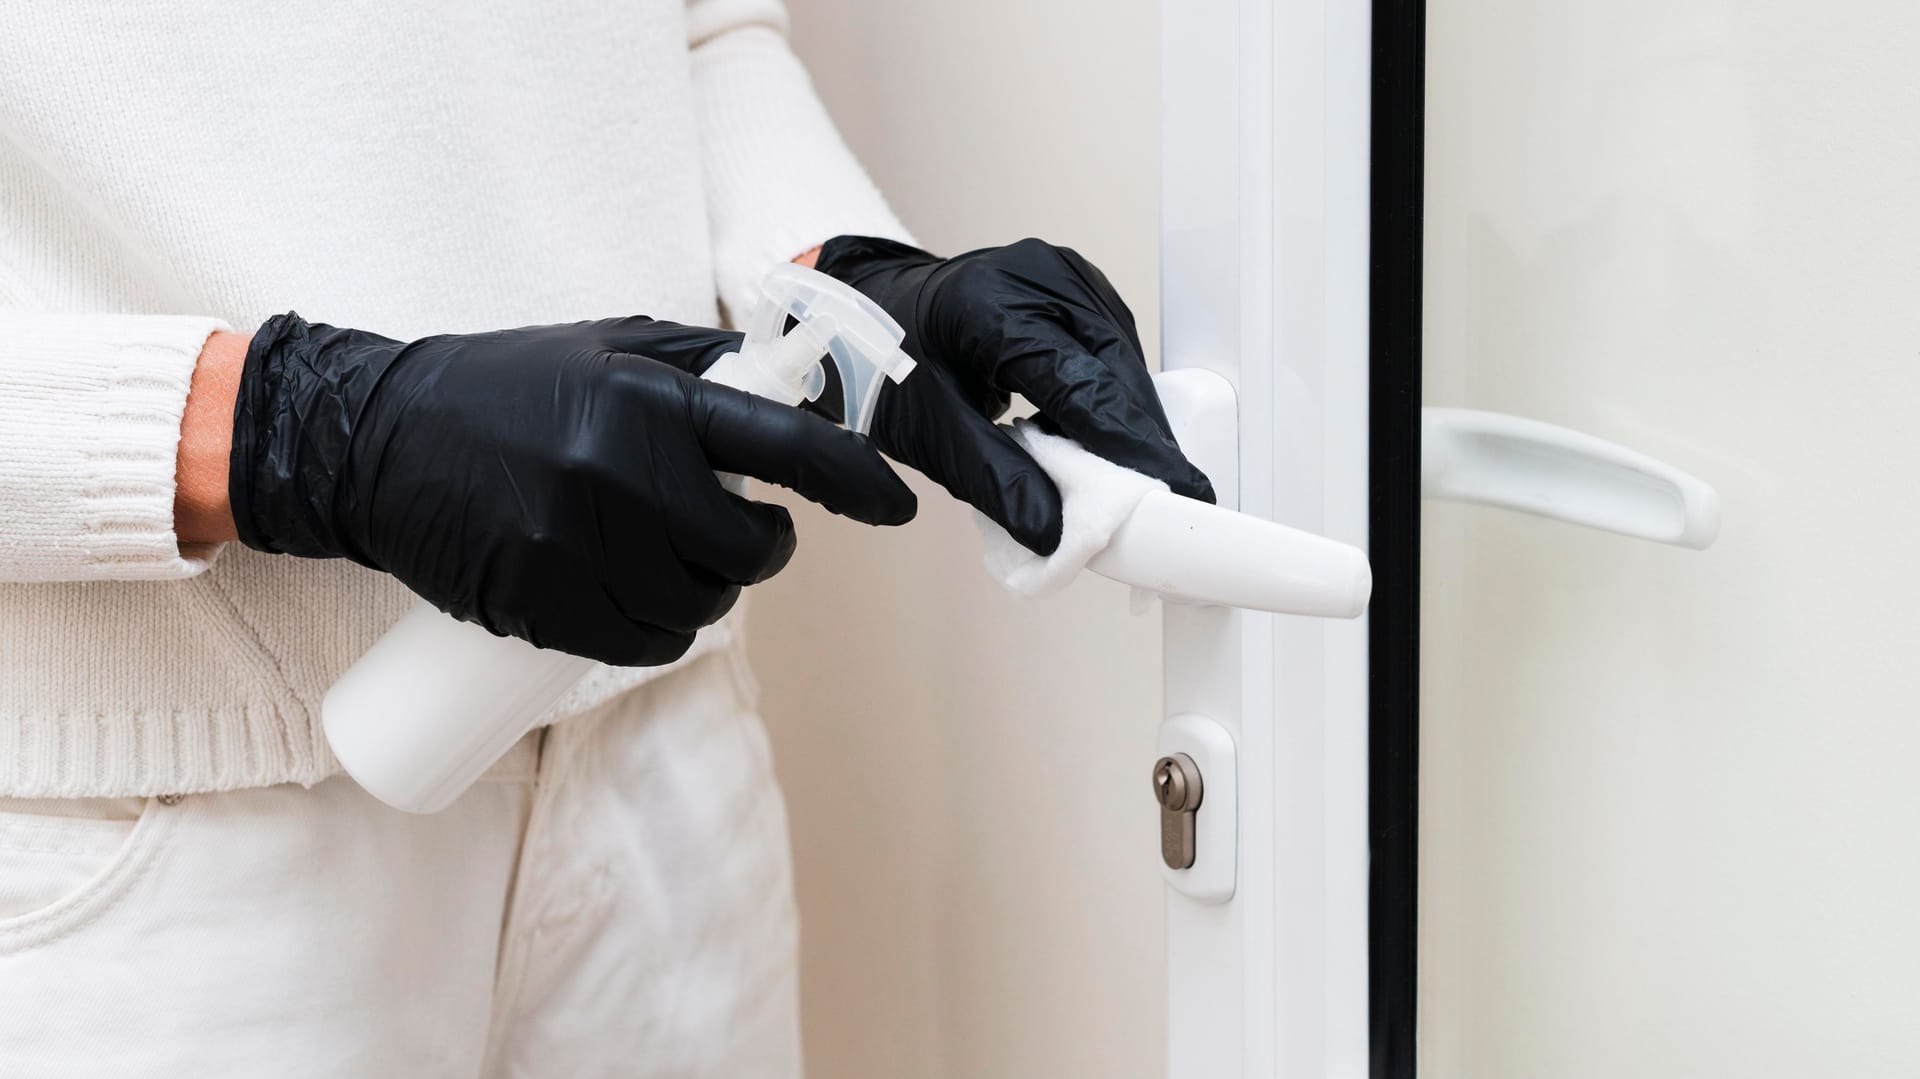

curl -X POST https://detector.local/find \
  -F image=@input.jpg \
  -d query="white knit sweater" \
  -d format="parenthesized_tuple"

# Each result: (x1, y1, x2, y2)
(0, 1, 909, 797)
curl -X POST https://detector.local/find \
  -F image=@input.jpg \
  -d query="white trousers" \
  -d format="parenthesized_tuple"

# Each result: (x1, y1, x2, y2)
(0, 650, 801, 1078)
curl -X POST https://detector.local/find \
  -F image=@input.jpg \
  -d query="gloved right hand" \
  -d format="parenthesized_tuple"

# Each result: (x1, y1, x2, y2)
(228, 312, 916, 665)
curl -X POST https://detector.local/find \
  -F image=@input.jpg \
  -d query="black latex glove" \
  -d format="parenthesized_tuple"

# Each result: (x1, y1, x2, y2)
(229, 313, 915, 666)
(813, 236, 1215, 554)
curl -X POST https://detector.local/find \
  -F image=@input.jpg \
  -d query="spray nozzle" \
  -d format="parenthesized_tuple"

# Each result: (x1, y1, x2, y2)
(726, 262, 916, 435)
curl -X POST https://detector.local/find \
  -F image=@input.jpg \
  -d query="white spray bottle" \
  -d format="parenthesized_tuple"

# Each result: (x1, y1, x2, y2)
(323, 264, 917, 814)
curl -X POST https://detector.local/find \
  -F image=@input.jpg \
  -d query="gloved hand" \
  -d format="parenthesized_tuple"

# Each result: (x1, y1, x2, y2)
(813, 236, 1215, 554)
(229, 313, 915, 666)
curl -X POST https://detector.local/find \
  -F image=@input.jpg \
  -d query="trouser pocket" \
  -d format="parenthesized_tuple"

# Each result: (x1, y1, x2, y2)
(0, 796, 153, 926)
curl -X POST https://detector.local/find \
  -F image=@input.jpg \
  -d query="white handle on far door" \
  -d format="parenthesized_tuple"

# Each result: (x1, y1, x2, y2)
(1422, 407, 1720, 549)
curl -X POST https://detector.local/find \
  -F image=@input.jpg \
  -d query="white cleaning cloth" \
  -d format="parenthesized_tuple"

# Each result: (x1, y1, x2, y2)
(976, 419, 1167, 598)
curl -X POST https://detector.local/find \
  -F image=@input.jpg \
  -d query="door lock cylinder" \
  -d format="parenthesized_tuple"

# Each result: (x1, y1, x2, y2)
(1152, 753, 1204, 870)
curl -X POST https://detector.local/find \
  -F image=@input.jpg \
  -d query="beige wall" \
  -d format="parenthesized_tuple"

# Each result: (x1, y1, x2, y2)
(745, 3, 1165, 1078)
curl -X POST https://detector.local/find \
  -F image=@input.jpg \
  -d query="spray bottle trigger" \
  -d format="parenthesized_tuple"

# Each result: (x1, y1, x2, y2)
(799, 360, 826, 404)
(830, 338, 916, 435)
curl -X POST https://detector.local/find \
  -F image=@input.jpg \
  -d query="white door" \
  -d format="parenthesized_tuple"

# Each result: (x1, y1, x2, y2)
(1418, 2, 1920, 1077)
(1159, 2, 1914, 1077)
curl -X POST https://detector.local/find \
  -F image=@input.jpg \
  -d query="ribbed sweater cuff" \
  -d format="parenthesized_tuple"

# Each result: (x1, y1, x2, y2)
(0, 312, 229, 581)
(691, 22, 916, 324)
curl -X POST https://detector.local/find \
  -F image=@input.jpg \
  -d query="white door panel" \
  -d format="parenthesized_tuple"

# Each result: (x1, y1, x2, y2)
(1423, 2, 1920, 1076)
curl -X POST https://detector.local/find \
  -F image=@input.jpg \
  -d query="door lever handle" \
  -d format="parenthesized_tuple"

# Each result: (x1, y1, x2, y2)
(1422, 407, 1720, 548)
(1088, 491, 1372, 617)
(1083, 369, 1372, 618)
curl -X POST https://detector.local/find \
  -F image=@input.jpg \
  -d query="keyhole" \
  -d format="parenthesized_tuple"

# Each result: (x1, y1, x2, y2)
(1153, 753, 1203, 869)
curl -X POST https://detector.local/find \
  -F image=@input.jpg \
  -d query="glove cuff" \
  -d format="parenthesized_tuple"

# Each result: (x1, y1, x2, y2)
(229, 312, 400, 562)
(816, 235, 938, 288)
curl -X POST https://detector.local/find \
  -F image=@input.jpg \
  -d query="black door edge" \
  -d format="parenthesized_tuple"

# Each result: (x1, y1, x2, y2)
(1369, 0, 1425, 1076)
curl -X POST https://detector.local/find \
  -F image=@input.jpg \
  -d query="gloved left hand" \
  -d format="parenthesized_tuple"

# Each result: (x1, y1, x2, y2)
(229, 314, 914, 665)
(813, 236, 1215, 555)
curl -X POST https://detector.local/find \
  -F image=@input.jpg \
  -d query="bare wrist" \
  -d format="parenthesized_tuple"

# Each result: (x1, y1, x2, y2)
(174, 329, 248, 544)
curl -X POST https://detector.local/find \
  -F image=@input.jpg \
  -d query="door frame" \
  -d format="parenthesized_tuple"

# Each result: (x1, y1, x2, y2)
(1161, 0, 1423, 1075)
(1161, 0, 1375, 1075)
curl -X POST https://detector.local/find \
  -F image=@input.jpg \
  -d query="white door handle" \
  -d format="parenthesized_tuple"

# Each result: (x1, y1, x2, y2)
(1082, 370, 1373, 618)
(1088, 490, 1372, 616)
(1422, 407, 1720, 548)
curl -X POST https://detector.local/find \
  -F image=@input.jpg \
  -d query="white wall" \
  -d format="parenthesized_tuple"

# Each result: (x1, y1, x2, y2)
(746, 4, 1165, 1077)
(1422, 2, 1920, 1075)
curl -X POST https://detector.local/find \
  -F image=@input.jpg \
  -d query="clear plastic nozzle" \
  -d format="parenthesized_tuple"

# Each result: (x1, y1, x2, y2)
(731, 262, 917, 434)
